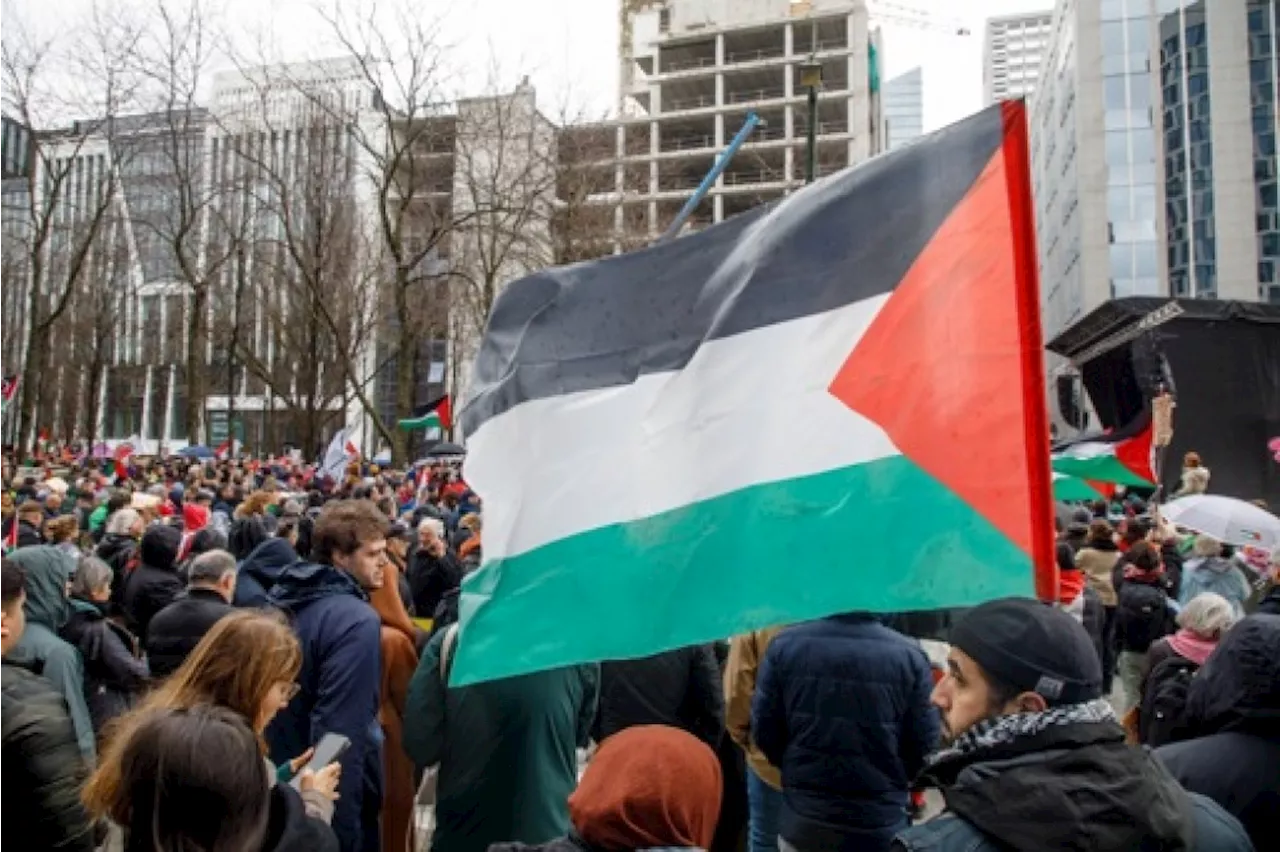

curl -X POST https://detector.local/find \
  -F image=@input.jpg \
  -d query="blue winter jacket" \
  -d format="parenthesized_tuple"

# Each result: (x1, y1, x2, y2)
(265, 561, 383, 852)
(752, 615, 939, 852)
(234, 538, 298, 608)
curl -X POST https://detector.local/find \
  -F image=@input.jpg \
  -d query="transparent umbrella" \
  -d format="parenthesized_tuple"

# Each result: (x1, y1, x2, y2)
(1159, 494, 1280, 549)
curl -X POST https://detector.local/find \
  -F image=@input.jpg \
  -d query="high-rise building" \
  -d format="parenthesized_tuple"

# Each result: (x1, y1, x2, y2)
(883, 67, 923, 149)
(983, 10, 1053, 105)
(594, 0, 885, 237)
(1030, 0, 1278, 434)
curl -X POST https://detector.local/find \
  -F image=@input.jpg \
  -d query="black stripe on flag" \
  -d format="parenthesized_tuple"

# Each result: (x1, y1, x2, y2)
(462, 104, 1005, 435)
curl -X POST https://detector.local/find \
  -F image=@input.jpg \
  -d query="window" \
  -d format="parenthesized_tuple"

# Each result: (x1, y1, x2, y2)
(1102, 21, 1126, 56)
(1106, 129, 1131, 164)
(1104, 74, 1127, 109)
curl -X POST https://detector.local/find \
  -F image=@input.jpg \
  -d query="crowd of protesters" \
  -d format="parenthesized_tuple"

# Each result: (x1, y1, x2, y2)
(0, 448, 1276, 852)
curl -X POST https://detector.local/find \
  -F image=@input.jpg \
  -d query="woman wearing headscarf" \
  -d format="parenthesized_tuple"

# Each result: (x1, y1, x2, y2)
(367, 544, 422, 852)
(489, 725, 723, 852)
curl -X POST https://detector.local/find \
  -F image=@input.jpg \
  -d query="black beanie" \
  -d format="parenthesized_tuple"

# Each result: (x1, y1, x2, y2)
(140, 524, 182, 572)
(950, 597, 1102, 706)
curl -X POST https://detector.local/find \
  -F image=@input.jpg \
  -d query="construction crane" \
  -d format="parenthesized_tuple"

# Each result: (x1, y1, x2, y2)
(868, 1, 972, 37)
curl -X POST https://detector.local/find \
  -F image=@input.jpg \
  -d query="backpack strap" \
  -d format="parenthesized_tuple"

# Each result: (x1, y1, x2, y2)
(438, 623, 460, 683)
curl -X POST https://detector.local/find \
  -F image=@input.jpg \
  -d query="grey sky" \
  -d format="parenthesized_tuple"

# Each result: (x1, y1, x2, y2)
(8, 0, 1056, 129)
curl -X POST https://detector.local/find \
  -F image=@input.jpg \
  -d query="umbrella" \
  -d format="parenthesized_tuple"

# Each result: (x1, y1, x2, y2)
(1052, 473, 1103, 503)
(178, 445, 216, 459)
(1159, 494, 1280, 549)
(423, 441, 466, 458)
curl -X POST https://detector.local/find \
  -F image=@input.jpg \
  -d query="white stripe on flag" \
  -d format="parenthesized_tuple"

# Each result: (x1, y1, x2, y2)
(466, 295, 901, 561)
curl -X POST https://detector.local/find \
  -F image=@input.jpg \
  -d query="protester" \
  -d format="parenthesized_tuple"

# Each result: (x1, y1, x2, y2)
(5, 545, 96, 762)
(1156, 613, 1280, 850)
(146, 549, 237, 677)
(97, 507, 143, 597)
(1055, 540, 1104, 664)
(120, 523, 184, 645)
(752, 614, 939, 852)
(404, 625, 600, 852)
(1179, 534, 1252, 617)
(1173, 451, 1211, 497)
(490, 725, 722, 852)
(367, 552, 421, 852)
(1059, 507, 1091, 555)
(1112, 541, 1178, 714)
(266, 500, 387, 852)
(86, 610, 339, 825)
(890, 597, 1252, 851)
(235, 535, 299, 608)
(1074, 519, 1121, 688)
(230, 514, 272, 561)
(407, 517, 461, 618)
(724, 627, 784, 852)
(44, 514, 81, 560)
(61, 556, 149, 733)
(84, 704, 339, 852)
(594, 644, 724, 747)
(176, 525, 229, 581)
(0, 556, 96, 852)
(1138, 592, 1238, 747)
(13, 499, 47, 547)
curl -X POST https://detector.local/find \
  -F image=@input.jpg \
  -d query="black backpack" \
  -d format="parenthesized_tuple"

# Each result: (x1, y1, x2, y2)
(1115, 581, 1175, 653)
(1139, 655, 1198, 747)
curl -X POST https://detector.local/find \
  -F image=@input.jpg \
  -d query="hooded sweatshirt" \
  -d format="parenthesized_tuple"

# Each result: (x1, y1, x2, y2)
(121, 525, 183, 644)
(6, 546, 97, 762)
(265, 561, 382, 852)
(233, 537, 298, 608)
(1179, 556, 1251, 616)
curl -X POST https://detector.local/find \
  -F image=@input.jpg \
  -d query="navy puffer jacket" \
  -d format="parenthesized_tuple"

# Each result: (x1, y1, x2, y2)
(753, 615, 940, 852)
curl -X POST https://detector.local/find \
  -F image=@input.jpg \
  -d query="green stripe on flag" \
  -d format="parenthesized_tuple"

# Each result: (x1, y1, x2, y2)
(399, 412, 442, 431)
(1052, 473, 1102, 502)
(1051, 454, 1153, 486)
(451, 454, 1034, 686)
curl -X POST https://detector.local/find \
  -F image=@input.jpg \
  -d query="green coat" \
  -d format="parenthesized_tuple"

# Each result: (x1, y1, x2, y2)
(404, 628, 598, 852)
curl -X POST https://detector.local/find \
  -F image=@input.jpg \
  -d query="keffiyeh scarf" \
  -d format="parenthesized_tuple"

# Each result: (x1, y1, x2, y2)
(928, 698, 1117, 768)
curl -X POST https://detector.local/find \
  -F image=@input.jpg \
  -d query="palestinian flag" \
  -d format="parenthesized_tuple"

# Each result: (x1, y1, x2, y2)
(399, 395, 452, 433)
(1052, 473, 1103, 502)
(1051, 410, 1155, 487)
(1, 375, 17, 413)
(452, 102, 1054, 686)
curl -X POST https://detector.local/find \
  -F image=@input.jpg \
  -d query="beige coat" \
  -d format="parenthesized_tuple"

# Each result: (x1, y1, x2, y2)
(1076, 545, 1121, 607)
(724, 626, 783, 790)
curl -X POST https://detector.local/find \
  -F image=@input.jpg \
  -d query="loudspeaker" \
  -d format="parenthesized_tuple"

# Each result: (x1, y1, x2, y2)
(1131, 334, 1176, 398)
(1055, 374, 1090, 431)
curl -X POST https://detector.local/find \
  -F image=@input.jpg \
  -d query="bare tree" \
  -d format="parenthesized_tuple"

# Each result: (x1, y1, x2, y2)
(129, 0, 232, 445)
(2, 1, 145, 454)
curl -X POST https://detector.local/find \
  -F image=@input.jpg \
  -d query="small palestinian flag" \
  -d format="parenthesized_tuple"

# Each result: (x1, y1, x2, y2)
(1, 375, 17, 413)
(1052, 410, 1156, 487)
(399, 395, 452, 433)
(452, 102, 1054, 686)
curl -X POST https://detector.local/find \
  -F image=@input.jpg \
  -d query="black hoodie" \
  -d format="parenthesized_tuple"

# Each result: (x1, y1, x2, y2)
(1157, 614, 1280, 850)
(121, 525, 183, 644)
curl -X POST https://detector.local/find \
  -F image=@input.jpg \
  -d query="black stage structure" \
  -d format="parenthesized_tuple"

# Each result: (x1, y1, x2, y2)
(1047, 297, 1280, 506)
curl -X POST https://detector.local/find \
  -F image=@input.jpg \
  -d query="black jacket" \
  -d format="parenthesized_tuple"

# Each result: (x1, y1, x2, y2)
(896, 716, 1249, 852)
(59, 597, 149, 732)
(593, 645, 724, 747)
(120, 526, 184, 644)
(261, 781, 340, 852)
(145, 587, 233, 678)
(16, 518, 45, 548)
(1, 663, 96, 852)
(96, 533, 139, 601)
(1156, 613, 1280, 851)
(1256, 584, 1280, 615)
(407, 547, 462, 618)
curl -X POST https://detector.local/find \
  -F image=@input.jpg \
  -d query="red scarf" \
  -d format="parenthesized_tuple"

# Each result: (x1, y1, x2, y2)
(1059, 570, 1086, 606)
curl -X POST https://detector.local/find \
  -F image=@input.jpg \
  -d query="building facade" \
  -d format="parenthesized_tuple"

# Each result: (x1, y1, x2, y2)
(592, 0, 885, 239)
(883, 66, 923, 149)
(983, 10, 1054, 105)
(1030, 0, 1278, 434)
(1, 61, 558, 455)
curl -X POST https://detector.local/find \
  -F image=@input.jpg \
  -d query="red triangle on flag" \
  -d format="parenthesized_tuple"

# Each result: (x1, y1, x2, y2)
(828, 102, 1054, 595)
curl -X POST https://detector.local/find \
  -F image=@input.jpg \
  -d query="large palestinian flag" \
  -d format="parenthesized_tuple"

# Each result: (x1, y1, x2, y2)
(452, 102, 1054, 686)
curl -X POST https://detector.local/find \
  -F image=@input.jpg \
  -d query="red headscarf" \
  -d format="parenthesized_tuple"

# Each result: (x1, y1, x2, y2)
(569, 725, 722, 851)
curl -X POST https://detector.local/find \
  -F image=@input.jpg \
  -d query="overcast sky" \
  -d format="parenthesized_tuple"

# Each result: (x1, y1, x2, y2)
(7, 0, 1057, 130)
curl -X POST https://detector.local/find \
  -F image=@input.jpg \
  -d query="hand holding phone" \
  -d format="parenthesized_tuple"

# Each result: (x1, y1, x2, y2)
(290, 733, 350, 792)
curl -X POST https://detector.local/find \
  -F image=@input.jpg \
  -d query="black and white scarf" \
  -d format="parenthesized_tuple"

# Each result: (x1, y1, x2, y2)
(928, 698, 1117, 768)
